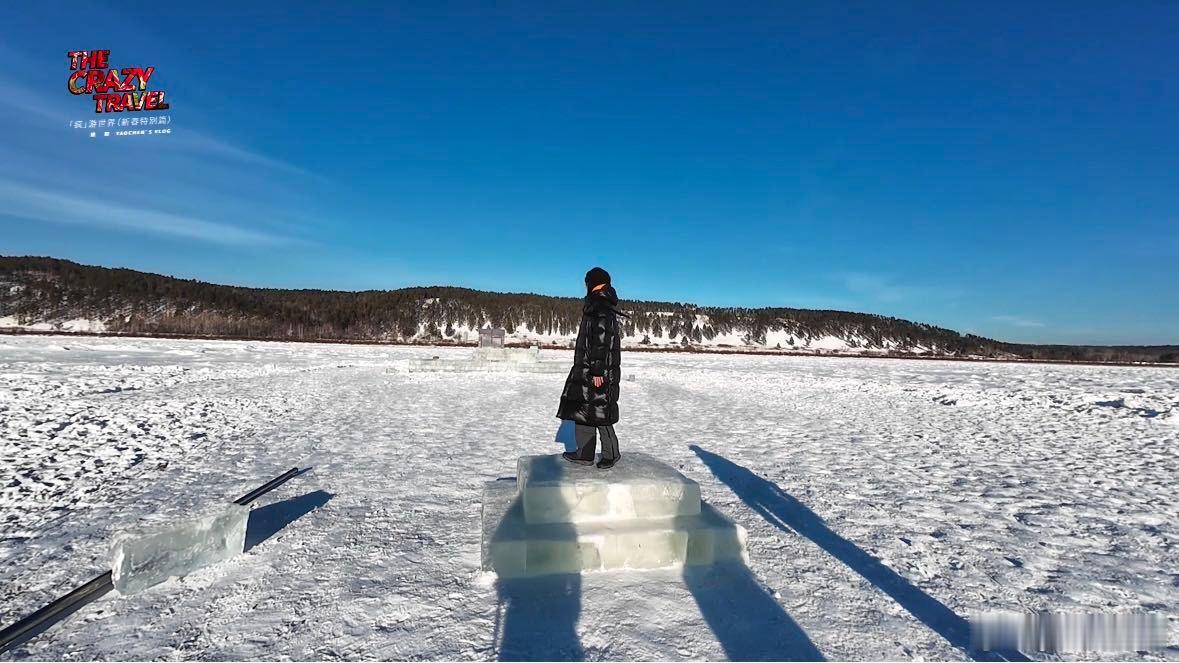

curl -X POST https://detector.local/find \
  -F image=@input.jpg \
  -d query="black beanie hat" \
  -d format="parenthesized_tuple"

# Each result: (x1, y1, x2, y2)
(584, 267, 611, 289)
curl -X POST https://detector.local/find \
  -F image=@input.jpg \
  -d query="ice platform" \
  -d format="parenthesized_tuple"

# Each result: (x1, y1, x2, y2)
(400, 358, 568, 373)
(482, 453, 746, 578)
(517, 453, 702, 524)
(392, 346, 568, 373)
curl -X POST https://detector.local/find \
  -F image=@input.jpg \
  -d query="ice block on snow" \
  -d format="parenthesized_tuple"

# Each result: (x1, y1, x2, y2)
(517, 453, 702, 524)
(481, 478, 746, 578)
(475, 346, 541, 363)
(110, 502, 250, 595)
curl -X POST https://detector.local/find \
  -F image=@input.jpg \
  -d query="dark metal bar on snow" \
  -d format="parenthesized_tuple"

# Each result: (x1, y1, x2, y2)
(233, 467, 301, 506)
(0, 571, 114, 653)
(0, 467, 304, 655)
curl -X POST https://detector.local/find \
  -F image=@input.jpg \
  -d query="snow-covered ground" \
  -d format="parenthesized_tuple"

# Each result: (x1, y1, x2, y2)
(0, 335, 1176, 661)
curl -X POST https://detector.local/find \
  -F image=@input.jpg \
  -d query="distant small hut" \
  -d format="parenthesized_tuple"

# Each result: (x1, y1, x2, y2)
(479, 327, 506, 349)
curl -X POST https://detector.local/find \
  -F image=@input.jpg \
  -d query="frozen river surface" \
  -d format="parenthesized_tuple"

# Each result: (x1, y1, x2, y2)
(1, 335, 1176, 660)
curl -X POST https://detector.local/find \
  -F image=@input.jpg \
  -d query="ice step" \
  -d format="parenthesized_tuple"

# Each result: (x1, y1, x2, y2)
(474, 346, 541, 363)
(517, 453, 702, 525)
(110, 502, 249, 595)
(396, 358, 568, 373)
(482, 479, 746, 578)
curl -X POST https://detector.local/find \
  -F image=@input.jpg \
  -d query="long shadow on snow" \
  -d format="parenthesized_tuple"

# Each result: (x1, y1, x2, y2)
(492, 525, 822, 662)
(489, 463, 584, 662)
(554, 419, 578, 453)
(496, 573, 584, 662)
(688, 445, 1027, 662)
(684, 560, 825, 661)
(490, 454, 822, 662)
(245, 490, 334, 552)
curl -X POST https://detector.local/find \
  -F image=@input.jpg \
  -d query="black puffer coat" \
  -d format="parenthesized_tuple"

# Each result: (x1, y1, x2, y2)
(556, 285, 622, 426)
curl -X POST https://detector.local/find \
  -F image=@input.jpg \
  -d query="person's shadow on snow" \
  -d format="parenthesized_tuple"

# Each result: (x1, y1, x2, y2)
(688, 445, 1027, 662)
(489, 453, 823, 662)
(489, 475, 584, 662)
(683, 560, 825, 661)
(492, 543, 821, 662)
(554, 419, 578, 453)
(495, 573, 584, 662)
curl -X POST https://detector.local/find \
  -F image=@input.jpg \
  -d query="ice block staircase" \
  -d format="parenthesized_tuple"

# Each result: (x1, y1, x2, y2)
(481, 453, 747, 578)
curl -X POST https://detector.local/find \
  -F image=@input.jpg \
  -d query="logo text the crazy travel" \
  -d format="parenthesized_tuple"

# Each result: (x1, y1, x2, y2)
(66, 50, 169, 114)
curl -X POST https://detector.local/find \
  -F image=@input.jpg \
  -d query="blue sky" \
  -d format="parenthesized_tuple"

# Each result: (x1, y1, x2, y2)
(1, 2, 1175, 344)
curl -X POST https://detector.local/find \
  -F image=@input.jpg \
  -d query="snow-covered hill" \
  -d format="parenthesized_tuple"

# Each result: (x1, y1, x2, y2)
(0, 257, 1003, 358)
(2, 256, 1176, 362)
(0, 311, 950, 355)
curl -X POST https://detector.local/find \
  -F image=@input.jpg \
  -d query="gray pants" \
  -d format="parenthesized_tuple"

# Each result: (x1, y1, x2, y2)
(574, 424, 620, 462)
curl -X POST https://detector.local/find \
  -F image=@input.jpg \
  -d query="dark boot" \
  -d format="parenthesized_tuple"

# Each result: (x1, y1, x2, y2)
(562, 452, 593, 466)
(596, 426, 620, 469)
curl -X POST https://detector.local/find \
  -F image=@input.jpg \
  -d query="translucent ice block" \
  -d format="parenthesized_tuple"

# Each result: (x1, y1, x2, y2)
(110, 502, 249, 595)
(517, 453, 702, 524)
(399, 355, 566, 373)
(475, 346, 541, 363)
(482, 479, 745, 578)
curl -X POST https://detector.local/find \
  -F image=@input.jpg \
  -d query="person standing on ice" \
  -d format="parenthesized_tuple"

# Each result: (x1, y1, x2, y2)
(557, 266, 625, 469)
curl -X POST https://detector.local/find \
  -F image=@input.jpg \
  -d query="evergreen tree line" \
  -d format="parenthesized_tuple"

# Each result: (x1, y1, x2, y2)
(1, 256, 1174, 363)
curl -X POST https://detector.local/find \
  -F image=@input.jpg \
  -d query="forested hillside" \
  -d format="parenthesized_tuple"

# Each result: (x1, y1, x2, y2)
(1, 256, 1175, 363)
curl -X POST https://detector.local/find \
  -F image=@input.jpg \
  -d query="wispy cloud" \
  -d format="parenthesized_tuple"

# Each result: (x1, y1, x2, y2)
(0, 63, 324, 245)
(163, 130, 323, 181)
(0, 71, 319, 182)
(991, 314, 1046, 328)
(0, 77, 75, 127)
(0, 181, 298, 247)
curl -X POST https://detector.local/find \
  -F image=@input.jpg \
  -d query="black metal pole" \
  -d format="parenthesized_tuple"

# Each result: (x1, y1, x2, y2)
(0, 467, 305, 654)
(0, 571, 113, 653)
(233, 467, 301, 506)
